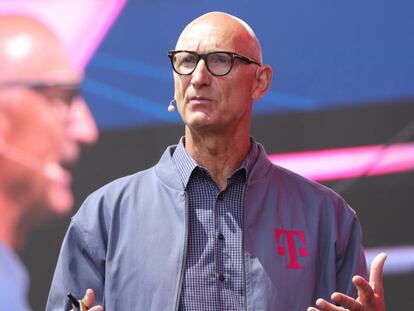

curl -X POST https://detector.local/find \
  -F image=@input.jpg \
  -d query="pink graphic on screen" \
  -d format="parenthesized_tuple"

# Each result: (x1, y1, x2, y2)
(0, 0, 126, 69)
(269, 143, 414, 181)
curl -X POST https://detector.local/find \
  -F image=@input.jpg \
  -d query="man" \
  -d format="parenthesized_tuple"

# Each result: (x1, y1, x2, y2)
(47, 12, 367, 310)
(0, 15, 99, 310)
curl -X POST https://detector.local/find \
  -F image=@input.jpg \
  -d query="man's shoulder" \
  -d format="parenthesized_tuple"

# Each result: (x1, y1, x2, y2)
(69, 166, 158, 234)
(266, 162, 352, 211)
(74, 145, 180, 216)
(86, 166, 156, 203)
(87, 144, 178, 201)
(252, 142, 347, 206)
(269, 162, 327, 190)
(253, 143, 330, 188)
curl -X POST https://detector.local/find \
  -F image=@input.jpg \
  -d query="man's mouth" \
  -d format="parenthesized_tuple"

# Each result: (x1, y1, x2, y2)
(43, 162, 72, 186)
(188, 96, 212, 104)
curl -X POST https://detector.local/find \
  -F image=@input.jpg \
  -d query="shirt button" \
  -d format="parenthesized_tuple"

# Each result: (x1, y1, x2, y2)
(218, 233, 225, 241)
(217, 193, 224, 201)
(218, 274, 225, 282)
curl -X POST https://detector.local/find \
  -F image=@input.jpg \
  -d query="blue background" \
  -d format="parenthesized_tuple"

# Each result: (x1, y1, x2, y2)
(84, 0, 414, 130)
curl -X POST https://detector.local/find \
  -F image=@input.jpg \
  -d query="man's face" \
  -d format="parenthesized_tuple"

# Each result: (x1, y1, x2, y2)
(0, 25, 98, 216)
(1, 86, 67, 212)
(36, 80, 98, 215)
(173, 21, 259, 134)
(1, 76, 98, 216)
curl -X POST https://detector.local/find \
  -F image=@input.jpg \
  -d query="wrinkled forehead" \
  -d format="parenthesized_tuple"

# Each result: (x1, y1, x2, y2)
(175, 14, 261, 61)
(177, 23, 232, 50)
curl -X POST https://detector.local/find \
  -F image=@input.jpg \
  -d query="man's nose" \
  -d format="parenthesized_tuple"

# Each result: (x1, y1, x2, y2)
(66, 97, 99, 145)
(190, 59, 212, 88)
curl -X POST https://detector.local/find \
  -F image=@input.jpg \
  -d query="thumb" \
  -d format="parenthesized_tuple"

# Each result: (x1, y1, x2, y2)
(369, 252, 387, 295)
(81, 288, 96, 308)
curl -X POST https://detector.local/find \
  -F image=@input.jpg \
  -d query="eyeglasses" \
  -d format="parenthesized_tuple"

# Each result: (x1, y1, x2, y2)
(0, 81, 82, 106)
(168, 50, 261, 76)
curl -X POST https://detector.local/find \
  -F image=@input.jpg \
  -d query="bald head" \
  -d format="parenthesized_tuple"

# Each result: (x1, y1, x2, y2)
(0, 15, 80, 83)
(176, 11, 263, 64)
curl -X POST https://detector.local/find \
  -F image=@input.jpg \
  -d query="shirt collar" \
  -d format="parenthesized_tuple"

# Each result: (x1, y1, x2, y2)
(172, 137, 198, 188)
(0, 241, 29, 298)
(172, 136, 259, 188)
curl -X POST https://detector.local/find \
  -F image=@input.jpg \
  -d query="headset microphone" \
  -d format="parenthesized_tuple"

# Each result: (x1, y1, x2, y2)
(168, 99, 176, 112)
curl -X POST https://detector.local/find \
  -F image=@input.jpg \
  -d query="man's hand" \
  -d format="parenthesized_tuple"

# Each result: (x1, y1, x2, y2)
(308, 252, 387, 311)
(71, 288, 103, 311)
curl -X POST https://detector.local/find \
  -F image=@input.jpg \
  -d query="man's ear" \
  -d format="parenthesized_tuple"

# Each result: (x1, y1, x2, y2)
(252, 64, 273, 101)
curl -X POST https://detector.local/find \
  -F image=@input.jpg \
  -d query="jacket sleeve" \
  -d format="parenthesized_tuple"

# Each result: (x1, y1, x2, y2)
(334, 205, 368, 298)
(45, 195, 107, 311)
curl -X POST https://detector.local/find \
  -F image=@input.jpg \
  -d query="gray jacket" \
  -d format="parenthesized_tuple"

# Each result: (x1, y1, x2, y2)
(46, 144, 367, 311)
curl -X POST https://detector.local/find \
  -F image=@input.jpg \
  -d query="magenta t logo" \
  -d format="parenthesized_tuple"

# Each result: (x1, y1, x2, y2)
(275, 228, 308, 269)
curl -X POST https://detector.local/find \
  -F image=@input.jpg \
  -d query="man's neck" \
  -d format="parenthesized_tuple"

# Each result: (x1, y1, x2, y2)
(0, 195, 24, 251)
(184, 128, 250, 191)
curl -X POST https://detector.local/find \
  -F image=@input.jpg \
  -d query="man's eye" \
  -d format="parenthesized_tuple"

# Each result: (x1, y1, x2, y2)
(209, 54, 230, 65)
(179, 55, 196, 66)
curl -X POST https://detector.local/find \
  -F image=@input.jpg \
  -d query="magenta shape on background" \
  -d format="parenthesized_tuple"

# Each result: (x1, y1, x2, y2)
(0, 0, 126, 69)
(269, 143, 414, 181)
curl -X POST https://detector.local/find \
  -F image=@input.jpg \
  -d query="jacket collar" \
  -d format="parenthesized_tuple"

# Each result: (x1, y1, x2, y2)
(154, 141, 273, 190)
(154, 145, 184, 191)
(248, 142, 273, 182)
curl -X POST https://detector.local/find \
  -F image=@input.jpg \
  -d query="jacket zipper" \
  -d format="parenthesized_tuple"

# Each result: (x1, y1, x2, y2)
(241, 185, 248, 311)
(174, 193, 189, 311)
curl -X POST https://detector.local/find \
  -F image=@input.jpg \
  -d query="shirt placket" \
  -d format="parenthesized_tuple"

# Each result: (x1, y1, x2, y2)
(215, 175, 244, 311)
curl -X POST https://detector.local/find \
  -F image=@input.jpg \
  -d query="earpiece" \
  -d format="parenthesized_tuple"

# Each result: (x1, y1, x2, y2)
(168, 99, 176, 112)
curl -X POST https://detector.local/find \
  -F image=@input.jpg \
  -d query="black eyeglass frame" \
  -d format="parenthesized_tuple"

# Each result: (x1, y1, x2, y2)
(0, 81, 82, 106)
(168, 50, 261, 76)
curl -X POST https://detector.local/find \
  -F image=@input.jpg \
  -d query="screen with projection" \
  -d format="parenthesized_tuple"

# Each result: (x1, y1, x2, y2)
(3, 0, 412, 310)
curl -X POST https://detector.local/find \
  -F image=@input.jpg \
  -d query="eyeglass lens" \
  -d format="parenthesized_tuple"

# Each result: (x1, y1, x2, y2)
(173, 52, 233, 76)
(0, 82, 81, 105)
(31, 84, 81, 105)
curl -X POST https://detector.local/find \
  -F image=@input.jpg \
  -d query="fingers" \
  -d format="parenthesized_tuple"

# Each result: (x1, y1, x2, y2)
(331, 292, 363, 310)
(369, 252, 387, 295)
(81, 288, 95, 308)
(309, 296, 364, 311)
(352, 275, 374, 305)
(310, 298, 348, 311)
(351, 252, 387, 305)
(81, 288, 103, 310)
